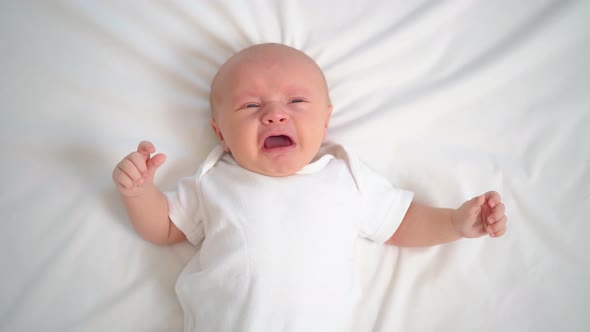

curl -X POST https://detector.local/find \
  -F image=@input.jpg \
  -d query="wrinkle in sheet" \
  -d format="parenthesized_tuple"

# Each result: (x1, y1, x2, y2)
(332, 0, 574, 131)
(64, 2, 207, 98)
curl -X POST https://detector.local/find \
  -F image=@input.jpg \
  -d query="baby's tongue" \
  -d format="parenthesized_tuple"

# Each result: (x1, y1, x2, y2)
(264, 135, 292, 149)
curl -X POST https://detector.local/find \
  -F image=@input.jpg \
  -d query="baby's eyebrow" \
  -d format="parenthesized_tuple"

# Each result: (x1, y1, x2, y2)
(229, 90, 259, 102)
(284, 85, 312, 95)
(229, 86, 315, 104)
(285, 86, 313, 97)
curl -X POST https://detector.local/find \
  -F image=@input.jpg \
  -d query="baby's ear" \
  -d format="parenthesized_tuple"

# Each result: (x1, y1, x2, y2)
(210, 118, 228, 151)
(325, 104, 333, 128)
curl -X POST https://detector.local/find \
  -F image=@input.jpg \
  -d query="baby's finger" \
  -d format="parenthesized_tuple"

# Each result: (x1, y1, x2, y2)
(486, 216, 507, 236)
(115, 170, 134, 189)
(127, 152, 149, 176)
(467, 194, 485, 214)
(146, 153, 166, 175)
(137, 141, 155, 156)
(487, 202, 505, 224)
(493, 227, 507, 238)
(485, 190, 502, 208)
(118, 158, 143, 183)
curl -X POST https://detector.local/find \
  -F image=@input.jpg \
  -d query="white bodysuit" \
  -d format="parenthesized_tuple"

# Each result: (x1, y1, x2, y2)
(165, 143, 413, 332)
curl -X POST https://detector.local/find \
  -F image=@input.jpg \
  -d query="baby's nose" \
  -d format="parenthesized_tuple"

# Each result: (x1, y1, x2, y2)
(261, 105, 289, 125)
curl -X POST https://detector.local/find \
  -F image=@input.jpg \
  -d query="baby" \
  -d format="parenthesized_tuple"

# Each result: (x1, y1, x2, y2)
(113, 43, 507, 331)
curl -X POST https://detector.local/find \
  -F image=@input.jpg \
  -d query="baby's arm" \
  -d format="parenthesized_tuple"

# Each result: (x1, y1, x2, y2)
(386, 191, 507, 247)
(112, 141, 186, 245)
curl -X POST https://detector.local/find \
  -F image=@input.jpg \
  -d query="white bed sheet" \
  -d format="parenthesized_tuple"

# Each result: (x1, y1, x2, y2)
(1, 1, 589, 331)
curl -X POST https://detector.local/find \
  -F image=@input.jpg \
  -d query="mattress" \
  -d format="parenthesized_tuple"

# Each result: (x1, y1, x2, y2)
(1, 1, 589, 331)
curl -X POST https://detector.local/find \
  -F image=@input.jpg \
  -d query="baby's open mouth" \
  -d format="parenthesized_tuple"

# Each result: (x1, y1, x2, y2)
(263, 135, 294, 149)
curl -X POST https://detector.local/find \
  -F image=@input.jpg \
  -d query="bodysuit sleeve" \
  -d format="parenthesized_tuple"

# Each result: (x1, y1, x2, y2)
(344, 149, 414, 244)
(164, 174, 205, 246)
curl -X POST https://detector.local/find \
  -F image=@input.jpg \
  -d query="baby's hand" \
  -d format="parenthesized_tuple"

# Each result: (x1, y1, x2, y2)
(451, 191, 507, 239)
(112, 141, 166, 197)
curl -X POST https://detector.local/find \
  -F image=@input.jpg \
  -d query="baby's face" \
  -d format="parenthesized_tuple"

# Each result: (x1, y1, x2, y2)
(210, 44, 332, 177)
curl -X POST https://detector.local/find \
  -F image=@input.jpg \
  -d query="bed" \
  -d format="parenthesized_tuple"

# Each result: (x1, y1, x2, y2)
(1, 1, 589, 331)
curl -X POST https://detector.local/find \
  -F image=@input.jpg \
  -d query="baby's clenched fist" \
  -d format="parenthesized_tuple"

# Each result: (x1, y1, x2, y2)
(452, 191, 507, 239)
(112, 141, 166, 197)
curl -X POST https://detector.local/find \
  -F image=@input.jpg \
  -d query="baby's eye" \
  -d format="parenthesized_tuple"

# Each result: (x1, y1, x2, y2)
(245, 103, 259, 109)
(290, 98, 305, 104)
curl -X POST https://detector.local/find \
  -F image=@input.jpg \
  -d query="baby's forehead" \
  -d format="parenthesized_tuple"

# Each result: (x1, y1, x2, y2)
(210, 44, 329, 109)
(223, 44, 318, 74)
(230, 47, 316, 74)
(235, 43, 310, 62)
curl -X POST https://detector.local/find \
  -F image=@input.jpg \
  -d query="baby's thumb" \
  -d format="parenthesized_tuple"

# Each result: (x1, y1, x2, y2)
(147, 153, 166, 176)
(467, 194, 485, 214)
